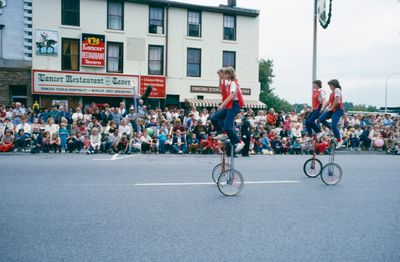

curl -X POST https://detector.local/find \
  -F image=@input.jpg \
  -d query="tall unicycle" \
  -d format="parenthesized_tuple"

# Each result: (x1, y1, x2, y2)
(212, 143, 229, 183)
(303, 139, 323, 178)
(217, 142, 244, 196)
(321, 141, 343, 185)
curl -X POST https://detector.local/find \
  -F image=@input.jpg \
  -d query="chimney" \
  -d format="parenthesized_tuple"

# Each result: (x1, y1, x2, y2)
(227, 0, 236, 7)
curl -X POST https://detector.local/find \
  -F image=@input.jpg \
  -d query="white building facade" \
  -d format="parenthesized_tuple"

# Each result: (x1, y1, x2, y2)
(32, 0, 262, 109)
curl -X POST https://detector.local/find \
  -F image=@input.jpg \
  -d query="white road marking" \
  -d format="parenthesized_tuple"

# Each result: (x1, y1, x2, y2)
(134, 180, 302, 186)
(92, 154, 136, 161)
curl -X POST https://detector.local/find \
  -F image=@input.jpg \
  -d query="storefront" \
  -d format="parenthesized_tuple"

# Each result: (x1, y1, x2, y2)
(32, 70, 139, 109)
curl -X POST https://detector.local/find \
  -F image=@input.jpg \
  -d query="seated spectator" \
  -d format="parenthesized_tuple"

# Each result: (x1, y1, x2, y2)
(2, 118, 14, 135)
(140, 129, 154, 153)
(261, 132, 273, 153)
(87, 128, 101, 154)
(87, 117, 103, 134)
(316, 137, 331, 154)
(130, 134, 142, 153)
(49, 133, 61, 153)
(292, 138, 302, 155)
(42, 131, 50, 153)
(14, 129, 29, 152)
(201, 134, 219, 154)
(0, 130, 14, 152)
(116, 133, 130, 154)
(45, 118, 59, 136)
(271, 136, 283, 154)
(31, 131, 43, 154)
(187, 133, 199, 154)
(119, 119, 133, 136)
(172, 130, 187, 154)
(349, 128, 360, 151)
(15, 116, 32, 139)
(71, 107, 83, 123)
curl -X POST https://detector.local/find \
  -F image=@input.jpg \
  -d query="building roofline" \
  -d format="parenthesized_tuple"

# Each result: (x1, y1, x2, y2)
(125, 0, 260, 17)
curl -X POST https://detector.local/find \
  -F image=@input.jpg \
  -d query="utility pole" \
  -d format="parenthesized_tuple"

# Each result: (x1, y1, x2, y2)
(312, 0, 318, 102)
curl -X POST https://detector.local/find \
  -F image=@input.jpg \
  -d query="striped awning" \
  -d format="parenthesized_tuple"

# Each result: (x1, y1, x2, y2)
(185, 98, 267, 109)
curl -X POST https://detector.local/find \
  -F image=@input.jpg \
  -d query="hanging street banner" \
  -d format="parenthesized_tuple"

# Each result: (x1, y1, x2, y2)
(32, 70, 139, 97)
(81, 33, 105, 67)
(317, 0, 332, 29)
(139, 75, 166, 98)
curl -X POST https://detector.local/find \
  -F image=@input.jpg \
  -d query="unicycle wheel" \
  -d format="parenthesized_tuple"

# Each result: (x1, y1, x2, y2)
(321, 163, 343, 185)
(217, 169, 244, 196)
(303, 158, 323, 178)
(212, 162, 230, 183)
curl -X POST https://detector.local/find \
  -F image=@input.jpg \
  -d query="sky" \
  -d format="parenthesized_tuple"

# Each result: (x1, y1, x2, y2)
(176, 0, 400, 107)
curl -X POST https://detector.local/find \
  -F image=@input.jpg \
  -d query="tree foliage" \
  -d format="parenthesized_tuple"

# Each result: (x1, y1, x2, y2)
(259, 59, 292, 112)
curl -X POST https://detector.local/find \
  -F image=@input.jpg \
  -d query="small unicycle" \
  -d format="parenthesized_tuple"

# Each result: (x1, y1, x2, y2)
(303, 139, 323, 178)
(216, 142, 244, 196)
(320, 141, 343, 185)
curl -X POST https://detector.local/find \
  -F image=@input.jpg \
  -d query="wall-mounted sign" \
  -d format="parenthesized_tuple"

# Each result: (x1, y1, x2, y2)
(81, 33, 105, 67)
(190, 86, 251, 96)
(35, 30, 58, 56)
(32, 70, 139, 98)
(140, 75, 166, 98)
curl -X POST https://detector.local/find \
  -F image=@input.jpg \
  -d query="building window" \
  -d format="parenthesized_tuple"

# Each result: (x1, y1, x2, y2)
(62, 38, 80, 71)
(223, 15, 236, 41)
(62, 0, 80, 26)
(149, 7, 164, 34)
(107, 0, 124, 30)
(148, 45, 164, 75)
(187, 48, 201, 77)
(107, 42, 123, 73)
(223, 51, 236, 69)
(187, 10, 201, 37)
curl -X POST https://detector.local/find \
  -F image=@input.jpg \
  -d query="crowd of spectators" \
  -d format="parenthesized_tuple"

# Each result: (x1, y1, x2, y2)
(0, 101, 399, 155)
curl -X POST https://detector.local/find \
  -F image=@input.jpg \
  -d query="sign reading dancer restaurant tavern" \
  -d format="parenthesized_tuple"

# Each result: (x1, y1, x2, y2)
(32, 70, 139, 97)
(81, 34, 105, 67)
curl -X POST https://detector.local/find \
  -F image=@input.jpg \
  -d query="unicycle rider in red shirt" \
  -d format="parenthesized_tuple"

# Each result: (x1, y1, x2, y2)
(317, 79, 345, 149)
(211, 67, 245, 153)
(305, 80, 326, 137)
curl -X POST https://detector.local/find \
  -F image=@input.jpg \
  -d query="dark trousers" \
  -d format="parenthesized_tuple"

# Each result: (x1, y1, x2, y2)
(241, 135, 250, 156)
(305, 108, 321, 135)
(318, 108, 343, 139)
(210, 101, 240, 145)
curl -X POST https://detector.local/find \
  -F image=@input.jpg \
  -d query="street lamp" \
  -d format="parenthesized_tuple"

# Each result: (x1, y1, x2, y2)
(385, 73, 400, 113)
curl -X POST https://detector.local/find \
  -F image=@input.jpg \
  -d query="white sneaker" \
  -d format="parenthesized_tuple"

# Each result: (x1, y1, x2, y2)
(316, 131, 324, 140)
(235, 141, 245, 153)
(216, 133, 228, 141)
(335, 140, 343, 149)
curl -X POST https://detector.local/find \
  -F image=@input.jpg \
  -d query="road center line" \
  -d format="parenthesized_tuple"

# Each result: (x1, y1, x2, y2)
(134, 180, 302, 186)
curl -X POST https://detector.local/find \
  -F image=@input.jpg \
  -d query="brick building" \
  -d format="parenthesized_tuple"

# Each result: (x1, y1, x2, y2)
(0, 0, 33, 105)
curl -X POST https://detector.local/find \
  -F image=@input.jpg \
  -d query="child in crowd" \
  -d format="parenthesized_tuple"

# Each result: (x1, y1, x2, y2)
(157, 129, 167, 154)
(0, 130, 14, 152)
(292, 138, 302, 154)
(83, 135, 91, 152)
(87, 128, 101, 154)
(59, 123, 69, 153)
(49, 133, 61, 153)
(261, 132, 273, 154)
(42, 131, 50, 153)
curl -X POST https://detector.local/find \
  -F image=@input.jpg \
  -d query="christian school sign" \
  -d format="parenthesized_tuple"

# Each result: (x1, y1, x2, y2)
(81, 34, 105, 67)
(32, 70, 139, 98)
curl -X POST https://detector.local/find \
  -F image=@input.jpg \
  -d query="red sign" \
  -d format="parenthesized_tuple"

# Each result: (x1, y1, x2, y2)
(140, 75, 166, 98)
(81, 33, 105, 67)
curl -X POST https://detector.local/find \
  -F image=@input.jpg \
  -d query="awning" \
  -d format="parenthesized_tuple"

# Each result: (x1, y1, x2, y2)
(185, 98, 267, 109)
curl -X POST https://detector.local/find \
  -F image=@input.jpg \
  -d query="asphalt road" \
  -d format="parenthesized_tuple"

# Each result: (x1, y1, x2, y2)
(0, 153, 399, 262)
